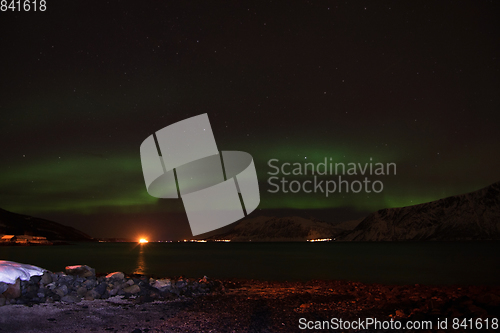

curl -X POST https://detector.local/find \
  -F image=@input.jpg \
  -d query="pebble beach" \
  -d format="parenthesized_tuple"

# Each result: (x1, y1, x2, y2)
(1, 263, 499, 332)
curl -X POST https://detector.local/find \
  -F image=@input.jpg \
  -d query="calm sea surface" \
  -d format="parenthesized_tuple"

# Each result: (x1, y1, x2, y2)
(1, 242, 498, 285)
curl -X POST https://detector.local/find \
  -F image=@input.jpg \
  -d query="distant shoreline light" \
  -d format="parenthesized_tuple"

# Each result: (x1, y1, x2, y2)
(139, 238, 149, 244)
(180, 239, 231, 243)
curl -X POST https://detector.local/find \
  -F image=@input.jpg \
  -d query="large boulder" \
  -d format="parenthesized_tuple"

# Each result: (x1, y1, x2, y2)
(105, 272, 124, 280)
(0, 261, 45, 300)
(2, 278, 21, 299)
(40, 272, 52, 285)
(123, 284, 140, 294)
(152, 278, 171, 290)
(65, 265, 95, 278)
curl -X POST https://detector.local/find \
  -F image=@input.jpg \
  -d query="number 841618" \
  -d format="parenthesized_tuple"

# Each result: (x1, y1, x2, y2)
(1, 0, 46, 11)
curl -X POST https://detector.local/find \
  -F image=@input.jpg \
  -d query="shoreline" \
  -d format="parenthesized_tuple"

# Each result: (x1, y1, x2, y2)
(1, 269, 499, 332)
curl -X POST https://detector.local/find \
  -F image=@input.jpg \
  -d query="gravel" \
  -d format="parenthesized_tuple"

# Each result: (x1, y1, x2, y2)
(1, 266, 499, 332)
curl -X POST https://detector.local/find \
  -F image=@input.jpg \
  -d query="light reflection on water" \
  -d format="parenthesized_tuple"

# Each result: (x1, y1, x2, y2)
(134, 244, 147, 275)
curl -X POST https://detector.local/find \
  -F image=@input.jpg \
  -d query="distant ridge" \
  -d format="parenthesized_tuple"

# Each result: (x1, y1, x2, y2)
(0, 208, 94, 242)
(341, 181, 500, 241)
(205, 216, 342, 242)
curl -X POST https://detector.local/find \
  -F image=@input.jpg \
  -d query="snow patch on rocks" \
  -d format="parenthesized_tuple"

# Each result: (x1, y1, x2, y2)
(0, 260, 45, 284)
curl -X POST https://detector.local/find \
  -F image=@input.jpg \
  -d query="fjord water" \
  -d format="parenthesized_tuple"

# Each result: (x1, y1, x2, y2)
(1, 242, 498, 285)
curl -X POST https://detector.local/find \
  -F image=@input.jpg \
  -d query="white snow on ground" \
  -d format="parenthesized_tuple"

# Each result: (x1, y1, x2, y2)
(0, 260, 46, 284)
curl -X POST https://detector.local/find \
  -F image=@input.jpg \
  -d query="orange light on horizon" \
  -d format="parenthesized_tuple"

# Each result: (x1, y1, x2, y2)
(139, 238, 149, 244)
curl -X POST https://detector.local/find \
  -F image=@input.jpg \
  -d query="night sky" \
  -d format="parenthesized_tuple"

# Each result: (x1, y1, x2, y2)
(1, 1, 499, 240)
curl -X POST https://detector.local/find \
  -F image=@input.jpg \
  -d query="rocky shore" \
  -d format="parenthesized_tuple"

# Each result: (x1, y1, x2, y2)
(1, 265, 499, 332)
(0, 264, 221, 307)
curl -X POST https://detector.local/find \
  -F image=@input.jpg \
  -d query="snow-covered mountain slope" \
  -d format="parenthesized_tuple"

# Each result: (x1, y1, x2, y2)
(342, 181, 500, 241)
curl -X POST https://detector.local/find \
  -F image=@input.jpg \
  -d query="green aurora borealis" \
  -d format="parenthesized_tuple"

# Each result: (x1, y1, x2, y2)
(1, 140, 495, 215)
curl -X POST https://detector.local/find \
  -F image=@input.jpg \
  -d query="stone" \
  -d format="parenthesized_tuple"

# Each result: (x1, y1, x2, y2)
(25, 284, 39, 298)
(37, 287, 48, 296)
(152, 279, 171, 290)
(77, 287, 88, 297)
(60, 275, 75, 283)
(46, 282, 56, 290)
(176, 280, 187, 289)
(40, 272, 53, 285)
(94, 282, 107, 296)
(61, 295, 81, 303)
(92, 282, 108, 295)
(123, 284, 141, 294)
(83, 279, 96, 290)
(84, 289, 100, 301)
(108, 288, 119, 296)
(0, 295, 5, 306)
(30, 275, 42, 284)
(60, 284, 69, 294)
(0, 282, 8, 294)
(75, 276, 86, 283)
(55, 285, 68, 297)
(65, 265, 95, 278)
(105, 272, 125, 280)
(2, 278, 21, 299)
